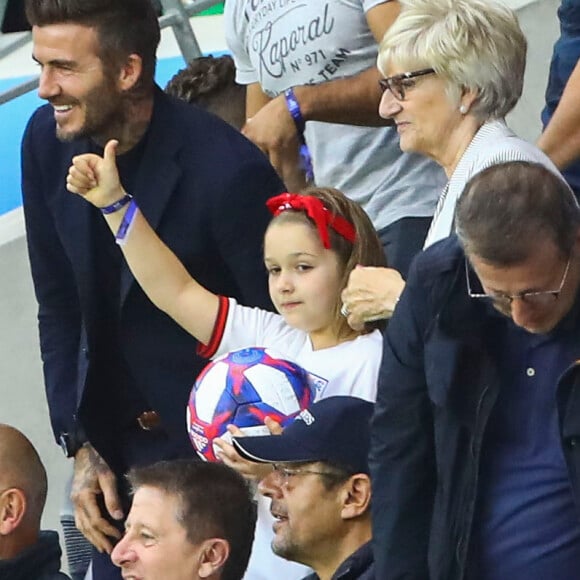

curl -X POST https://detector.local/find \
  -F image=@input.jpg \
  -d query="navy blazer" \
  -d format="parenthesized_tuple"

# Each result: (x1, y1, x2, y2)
(21, 88, 284, 464)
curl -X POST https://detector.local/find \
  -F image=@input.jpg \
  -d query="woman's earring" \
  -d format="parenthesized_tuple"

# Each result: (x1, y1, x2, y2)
(459, 104, 468, 115)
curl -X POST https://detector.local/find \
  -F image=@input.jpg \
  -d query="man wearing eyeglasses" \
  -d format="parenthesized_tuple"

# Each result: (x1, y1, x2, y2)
(370, 160, 580, 580)
(233, 396, 374, 580)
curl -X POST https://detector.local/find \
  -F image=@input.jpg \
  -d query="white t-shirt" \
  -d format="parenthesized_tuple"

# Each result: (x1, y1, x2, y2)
(200, 297, 382, 579)
(224, 0, 445, 230)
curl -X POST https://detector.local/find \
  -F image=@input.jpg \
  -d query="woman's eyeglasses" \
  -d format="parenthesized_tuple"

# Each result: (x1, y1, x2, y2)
(378, 68, 435, 101)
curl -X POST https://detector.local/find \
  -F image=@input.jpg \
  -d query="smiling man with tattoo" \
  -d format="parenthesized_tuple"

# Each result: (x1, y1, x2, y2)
(21, 1, 283, 578)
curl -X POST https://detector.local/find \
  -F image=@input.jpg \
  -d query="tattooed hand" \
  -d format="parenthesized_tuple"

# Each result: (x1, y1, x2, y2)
(71, 443, 123, 553)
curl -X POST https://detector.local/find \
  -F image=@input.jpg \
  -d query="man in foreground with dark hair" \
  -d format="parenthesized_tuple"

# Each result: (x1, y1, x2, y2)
(370, 161, 580, 579)
(165, 55, 246, 130)
(0, 424, 70, 579)
(111, 460, 256, 580)
(233, 396, 374, 580)
(21, 0, 283, 577)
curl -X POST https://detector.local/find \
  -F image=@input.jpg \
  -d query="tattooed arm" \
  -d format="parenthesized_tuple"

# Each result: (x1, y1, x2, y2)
(71, 444, 123, 553)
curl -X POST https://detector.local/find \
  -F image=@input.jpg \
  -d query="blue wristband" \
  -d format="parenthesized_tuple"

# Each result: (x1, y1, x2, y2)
(299, 144, 314, 184)
(284, 88, 314, 183)
(115, 199, 138, 246)
(100, 193, 132, 215)
(284, 88, 306, 134)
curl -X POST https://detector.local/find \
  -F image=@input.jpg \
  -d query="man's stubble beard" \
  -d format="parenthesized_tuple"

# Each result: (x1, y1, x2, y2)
(56, 78, 127, 144)
(272, 534, 303, 565)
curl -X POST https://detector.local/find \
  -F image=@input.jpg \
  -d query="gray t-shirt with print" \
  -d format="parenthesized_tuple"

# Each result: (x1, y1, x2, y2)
(225, 0, 446, 230)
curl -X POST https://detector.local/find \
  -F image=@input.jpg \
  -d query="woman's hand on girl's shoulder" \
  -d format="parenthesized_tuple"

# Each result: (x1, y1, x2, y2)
(341, 265, 405, 330)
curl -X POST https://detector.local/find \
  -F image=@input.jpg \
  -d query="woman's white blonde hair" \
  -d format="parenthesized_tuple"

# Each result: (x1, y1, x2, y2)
(377, 0, 527, 120)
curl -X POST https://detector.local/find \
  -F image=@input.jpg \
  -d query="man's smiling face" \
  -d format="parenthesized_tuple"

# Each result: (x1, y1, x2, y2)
(32, 22, 125, 143)
(111, 486, 206, 580)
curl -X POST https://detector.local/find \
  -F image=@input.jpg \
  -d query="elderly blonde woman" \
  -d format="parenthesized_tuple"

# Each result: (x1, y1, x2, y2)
(341, 0, 564, 328)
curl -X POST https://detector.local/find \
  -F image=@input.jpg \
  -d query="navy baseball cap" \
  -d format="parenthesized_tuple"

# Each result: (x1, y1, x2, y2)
(232, 396, 374, 475)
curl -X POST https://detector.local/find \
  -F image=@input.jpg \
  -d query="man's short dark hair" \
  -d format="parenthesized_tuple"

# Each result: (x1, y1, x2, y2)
(25, 0, 160, 97)
(456, 161, 580, 264)
(127, 460, 256, 580)
(165, 55, 246, 130)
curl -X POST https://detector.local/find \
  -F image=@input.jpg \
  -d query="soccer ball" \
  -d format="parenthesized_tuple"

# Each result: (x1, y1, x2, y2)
(187, 347, 315, 462)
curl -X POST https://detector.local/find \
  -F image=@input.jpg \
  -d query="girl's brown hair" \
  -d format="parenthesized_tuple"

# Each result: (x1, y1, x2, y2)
(267, 187, 387, 339)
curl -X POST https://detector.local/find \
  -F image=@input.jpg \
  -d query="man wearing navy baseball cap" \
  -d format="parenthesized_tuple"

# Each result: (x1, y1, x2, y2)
(233, 396, 374, 580)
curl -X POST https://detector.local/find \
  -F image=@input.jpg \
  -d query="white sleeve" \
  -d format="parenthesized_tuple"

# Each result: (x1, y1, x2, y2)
(362, 0, 394, 13)
(224, 0, 259, 85)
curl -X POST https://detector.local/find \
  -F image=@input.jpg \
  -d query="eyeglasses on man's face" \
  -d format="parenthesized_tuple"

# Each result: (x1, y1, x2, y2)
(465, 256, 572, 310)
(271, 463, 342, 486)
(378, 68, 436, 101)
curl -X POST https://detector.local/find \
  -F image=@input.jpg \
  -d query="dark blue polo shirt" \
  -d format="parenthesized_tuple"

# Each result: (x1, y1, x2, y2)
(469, 302, 580, 579)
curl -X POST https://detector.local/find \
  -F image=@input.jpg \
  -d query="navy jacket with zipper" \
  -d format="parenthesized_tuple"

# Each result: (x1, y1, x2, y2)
(370, 236, 580, 580)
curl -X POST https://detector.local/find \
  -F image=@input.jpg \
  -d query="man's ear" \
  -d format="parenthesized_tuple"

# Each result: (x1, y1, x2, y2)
(117, 54, 143, 92)
(198, 538, 230, 578)
(340, 474, 371, 520)
(0, 489, 27, 535)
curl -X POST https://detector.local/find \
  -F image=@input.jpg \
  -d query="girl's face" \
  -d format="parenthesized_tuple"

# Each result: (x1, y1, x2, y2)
(264, 221, 344, 350)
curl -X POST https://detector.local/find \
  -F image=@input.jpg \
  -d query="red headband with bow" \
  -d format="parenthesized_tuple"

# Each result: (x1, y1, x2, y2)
(266, 193, 357, 249)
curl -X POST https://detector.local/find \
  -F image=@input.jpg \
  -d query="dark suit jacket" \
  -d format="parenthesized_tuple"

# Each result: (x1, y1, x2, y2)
(369, 236, 580, 579)
(21, 88, 284, 468)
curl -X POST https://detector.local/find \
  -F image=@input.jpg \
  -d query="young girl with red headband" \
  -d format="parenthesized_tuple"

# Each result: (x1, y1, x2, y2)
(67, 140, 386, 579)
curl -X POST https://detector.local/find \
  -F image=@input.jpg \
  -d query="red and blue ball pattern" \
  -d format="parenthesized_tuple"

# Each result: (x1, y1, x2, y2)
(187, 347, 314, 461)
